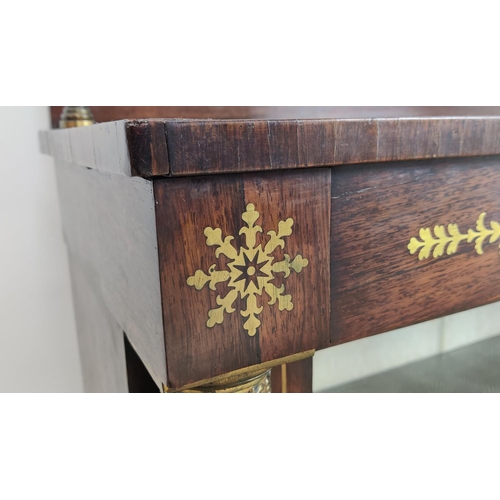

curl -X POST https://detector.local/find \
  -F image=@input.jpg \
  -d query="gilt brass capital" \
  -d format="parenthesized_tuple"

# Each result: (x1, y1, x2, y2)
(59, 106, 95, 128)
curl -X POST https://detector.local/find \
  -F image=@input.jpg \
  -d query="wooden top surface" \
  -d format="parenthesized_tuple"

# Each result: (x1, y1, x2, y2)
(50, 106, 500, 125)
(42, 110, 500, 178)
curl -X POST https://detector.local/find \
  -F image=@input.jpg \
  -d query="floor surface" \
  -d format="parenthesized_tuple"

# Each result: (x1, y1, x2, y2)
(325, 334, 500, 393)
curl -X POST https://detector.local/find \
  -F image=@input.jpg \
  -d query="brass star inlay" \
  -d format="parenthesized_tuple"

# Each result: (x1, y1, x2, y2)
(187, 203, 309, 337)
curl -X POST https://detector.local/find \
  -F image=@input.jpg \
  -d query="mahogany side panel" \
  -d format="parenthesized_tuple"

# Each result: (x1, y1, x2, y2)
(67, 251, 129, 393)
(154, 169, 330, 389)
(54, 160, 167, 388)
(331, 156, 500, 345)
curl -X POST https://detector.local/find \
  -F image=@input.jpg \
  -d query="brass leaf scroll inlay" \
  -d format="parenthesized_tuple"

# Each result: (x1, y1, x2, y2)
(408, 212, 500, 260)
(187, 203, 309, 337)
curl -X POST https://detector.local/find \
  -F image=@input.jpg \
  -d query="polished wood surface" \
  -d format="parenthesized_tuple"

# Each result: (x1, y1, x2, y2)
(51, 106, 500, 128)
(154, 169, 330, 389)
(45, 116, 500, 179)
(125, 120, 170, 177)
(161, 117, 500, 177)
(330, 155, 500, 345)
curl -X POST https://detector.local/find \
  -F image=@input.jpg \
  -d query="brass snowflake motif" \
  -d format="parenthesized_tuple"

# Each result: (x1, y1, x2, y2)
(187, 203, 309, 337)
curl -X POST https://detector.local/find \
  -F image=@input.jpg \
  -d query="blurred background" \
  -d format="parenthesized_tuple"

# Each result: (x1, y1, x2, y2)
(1, 106, 500, 392)
(0, 107, 82, 391)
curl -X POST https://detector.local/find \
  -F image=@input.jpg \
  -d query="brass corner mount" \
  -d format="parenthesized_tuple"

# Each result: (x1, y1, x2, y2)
(59, 106, 95, 128)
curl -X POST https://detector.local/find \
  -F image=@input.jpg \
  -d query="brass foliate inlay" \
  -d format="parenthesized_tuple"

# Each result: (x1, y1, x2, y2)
(187, 203, 308, 337)
(408, 212, 500, 260)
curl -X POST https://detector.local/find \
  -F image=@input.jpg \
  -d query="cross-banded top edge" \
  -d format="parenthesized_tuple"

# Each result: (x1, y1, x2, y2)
(41, 116, 500, 178)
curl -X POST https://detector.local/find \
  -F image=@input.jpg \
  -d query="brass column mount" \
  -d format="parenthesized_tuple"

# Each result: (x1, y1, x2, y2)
(179, 369, 272, 393)
(59, 106, 95, 128)
(162, 349, 315, 393)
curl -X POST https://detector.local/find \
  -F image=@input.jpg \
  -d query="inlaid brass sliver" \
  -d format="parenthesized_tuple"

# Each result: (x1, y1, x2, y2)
(408, 212, 500, 260)
(187, 203, 309, 336)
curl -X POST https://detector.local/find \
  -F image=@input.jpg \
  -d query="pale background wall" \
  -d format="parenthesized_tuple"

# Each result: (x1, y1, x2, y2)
(1, 106, 499, 393)
(0, 106, 82, 392)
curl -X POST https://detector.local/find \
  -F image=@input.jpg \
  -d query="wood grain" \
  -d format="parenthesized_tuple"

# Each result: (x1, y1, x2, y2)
(131, 117, 500, 176)
(270, 357, 313, 393)
(331, 155, 500, 346)
(162, 118, 500, 177)
(50, 106, 500, 128)
(154, 169, 330, 389)
(125, 120, 169, 177)
(43, 116, 500, 179)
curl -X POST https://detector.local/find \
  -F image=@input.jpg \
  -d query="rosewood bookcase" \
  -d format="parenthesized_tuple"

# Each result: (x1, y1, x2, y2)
(40, 107, 500, 392)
